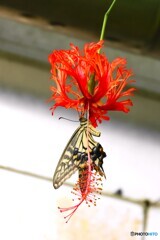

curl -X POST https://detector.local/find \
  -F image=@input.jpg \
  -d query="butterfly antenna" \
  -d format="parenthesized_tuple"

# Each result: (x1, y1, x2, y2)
(59, 117, 79, 122)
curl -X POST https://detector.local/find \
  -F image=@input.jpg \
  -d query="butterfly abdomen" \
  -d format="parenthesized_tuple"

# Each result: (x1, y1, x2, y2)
(78, 166, 89, 194)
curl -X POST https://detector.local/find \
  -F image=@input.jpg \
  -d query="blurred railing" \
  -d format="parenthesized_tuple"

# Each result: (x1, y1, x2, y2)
(1, 164, 159, 240)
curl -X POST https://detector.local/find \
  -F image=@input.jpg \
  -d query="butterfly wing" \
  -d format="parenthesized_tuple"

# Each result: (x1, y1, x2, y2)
(53, 119, 107, 189)
(53, 124, 86, 189)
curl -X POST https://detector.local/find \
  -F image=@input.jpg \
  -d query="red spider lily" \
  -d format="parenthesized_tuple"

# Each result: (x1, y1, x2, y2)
(48, 40, 135, 127)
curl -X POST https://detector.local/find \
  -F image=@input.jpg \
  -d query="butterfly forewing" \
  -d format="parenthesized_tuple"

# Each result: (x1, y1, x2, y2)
(53, 120, 87, 189)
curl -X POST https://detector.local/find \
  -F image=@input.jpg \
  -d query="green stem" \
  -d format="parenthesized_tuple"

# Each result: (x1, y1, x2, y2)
(99, 0, 117, 41)
(88, 0, 117, 95)
(88, 74, 96, 95)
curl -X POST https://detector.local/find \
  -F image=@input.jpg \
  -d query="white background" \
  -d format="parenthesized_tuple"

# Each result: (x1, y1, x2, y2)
(0, 91, 160, 240)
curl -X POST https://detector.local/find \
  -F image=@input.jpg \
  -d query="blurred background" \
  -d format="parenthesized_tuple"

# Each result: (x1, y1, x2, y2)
(0, 0, 160, 239)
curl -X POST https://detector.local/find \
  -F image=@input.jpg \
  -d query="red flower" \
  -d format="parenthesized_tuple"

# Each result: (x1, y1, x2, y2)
(49, 41, 136, 222)
(48, 41, 135, 127)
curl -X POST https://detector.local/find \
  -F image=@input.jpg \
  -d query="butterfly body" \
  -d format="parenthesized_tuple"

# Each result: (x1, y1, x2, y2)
(53, 117, 106, 189)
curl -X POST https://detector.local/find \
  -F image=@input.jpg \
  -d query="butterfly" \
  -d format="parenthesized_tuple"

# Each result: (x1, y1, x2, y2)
(53, 117, 106, 189)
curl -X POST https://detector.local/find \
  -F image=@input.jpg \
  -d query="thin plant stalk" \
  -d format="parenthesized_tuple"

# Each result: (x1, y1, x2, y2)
(88, 0, 117, 94)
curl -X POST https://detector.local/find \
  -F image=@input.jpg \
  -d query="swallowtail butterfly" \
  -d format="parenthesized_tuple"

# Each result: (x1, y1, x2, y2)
(53, 117, 106, 189)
